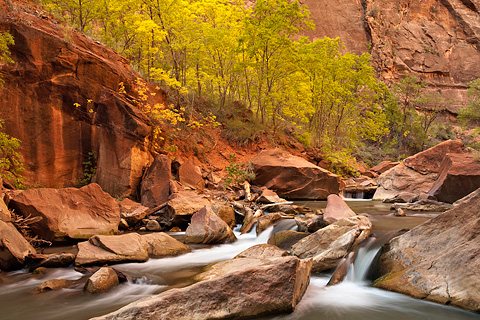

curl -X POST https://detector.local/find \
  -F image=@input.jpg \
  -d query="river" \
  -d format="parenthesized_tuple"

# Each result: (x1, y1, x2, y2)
(0, 200, 478, 320)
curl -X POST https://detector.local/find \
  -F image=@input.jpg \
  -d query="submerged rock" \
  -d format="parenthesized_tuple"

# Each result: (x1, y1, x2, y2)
(374, 188, 480, 311)
(251, 149, 343, 200)
(8, 183, 120, 242)
(34, 279, 79, 293)
(92, 256, 312, 320)
(185, 207, 236, 244)
(291, 216, 372, 272)
(0, 220, 36, 271)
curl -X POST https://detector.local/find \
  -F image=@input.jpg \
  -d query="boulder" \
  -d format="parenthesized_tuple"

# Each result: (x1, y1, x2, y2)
(370, 161, 399, 174)
(76, 233, 149, 266)
(178, 159, 205, 190)
(295, 214, 327, 233)
(323, 194, 356, 224)
(27, 253, 76, 270)
(251, 149, 343, 200)
(382, 191, 418, 203)
(256, 212, 283, 235)
(257, 189, 287, 204)
(0, 196, 10, 222)
(427, 153, 480, 203)
(8, 183, 120, 242)
(145, 219, 162, 231)
(267, 230, 310, 251)
(140, 155, 171, 208)
(291, 216, 372, 272)
(0, 12, 156, 196)
(0, 220, 36, 271)
(34, 279, 78, 293)
(374, 188, 480, 311)
(142, 233, 190, 258)
(119, 199, 149, 226)
(185, 207, 236, 244)
(234, 244, 288, 260)
(84, 267, 119, 293)
(214, 205, 236, 229)
(92, 256, 312, 320)
(373, 141, 467, 201)
(166, 190, 211, 221)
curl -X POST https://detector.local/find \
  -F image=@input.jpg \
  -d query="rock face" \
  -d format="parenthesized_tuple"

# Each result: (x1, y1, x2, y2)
(291, 216, 372, 272)
(323, 194, 356, 224)
(252, 149, 344, 200)
(428, 153, 480, 203)
(185, 207, 236, 244)
(75, 232, 188, 266)
(140, 155, 171, 208)
(374, 188, 480, 311)
(0, 220, 36, 270)
(373, 140, 467, 201)
(0, 5, 157, 196)
(92, 256, 312, 320)
(365, 0, 480, 112)
(8, 183, 120, 242)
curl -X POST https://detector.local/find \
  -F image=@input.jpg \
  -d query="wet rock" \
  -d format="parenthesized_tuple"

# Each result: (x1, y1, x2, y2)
(427, 153, 480, 203)
(119, 199, 149, 226)
(234, 244, 288, 260)
(295, 214, 327, 233)
(185, 207, 236, 244)
(291, 216, 372, 272)
(92, 256, 312, 320)
(140, 155, 171, 208)
(8, 183, 120, 242)
(267, 230, 310, 251)
(84, 267, 119, 293)
(393, 208, 405, 217)
(142, 233, 190, 258)
(27, 253, 76, 270)
(0, 220, 36, 271)
(374, 188, 480, 311)
(178, 159, 205, 190)
(323, 194, 356, 224)
(34, 279, 78, 293)
(256, 212, 283, 235)
(251, 149, 343, 200)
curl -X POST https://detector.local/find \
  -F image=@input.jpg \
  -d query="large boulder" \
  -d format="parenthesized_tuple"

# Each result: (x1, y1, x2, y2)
(8, 183, 120, 242)
(0, 220, 36, 270)
(373, 140, 467, 201)
(0, 9, 157, 197)
(140, 154, 171, 208)
(92, 256, 312, 320)
(323, 194, 356, 224)
(374, 188, 480, 311)
(75, 232, 188, 266)
(427, 153, 480, 203)
(178, 159, 205, 190)
(251, 149, 343, 200)
(185, 207, 236, 244)
(166, 191, 211, 221)
(291, 216, 372, 272)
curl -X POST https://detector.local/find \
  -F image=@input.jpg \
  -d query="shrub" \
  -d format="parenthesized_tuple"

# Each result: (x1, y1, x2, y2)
(0, 120, 24, 188)
(224, 154, 255, 188)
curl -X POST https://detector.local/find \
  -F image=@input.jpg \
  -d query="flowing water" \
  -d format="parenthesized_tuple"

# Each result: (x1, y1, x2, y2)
(0, 200, 479, 320)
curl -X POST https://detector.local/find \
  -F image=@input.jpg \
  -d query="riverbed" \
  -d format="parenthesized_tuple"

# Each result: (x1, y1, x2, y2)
(0, 200, 478, 320)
